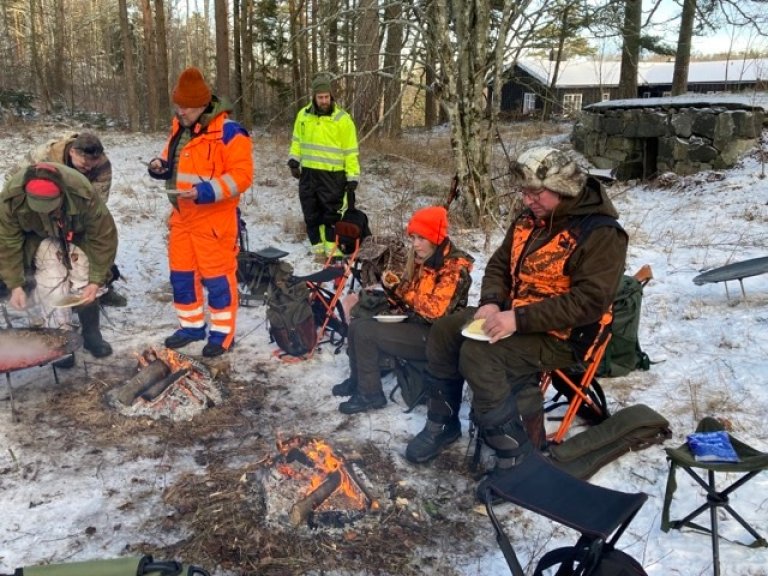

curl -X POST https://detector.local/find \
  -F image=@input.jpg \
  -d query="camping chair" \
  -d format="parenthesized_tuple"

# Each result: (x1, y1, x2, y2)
(661, 417, 768, 576)
(540, 308, 613, 444)
(236, 246, 289, 307)
(295, 219, 366, 356)
(484, 450, 648, 576)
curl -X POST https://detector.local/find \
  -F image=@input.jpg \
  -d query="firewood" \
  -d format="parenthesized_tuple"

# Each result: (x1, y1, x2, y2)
(114, 360, 170, 405)
(289, 469, 342, 527)
(140, 368, 190, 402)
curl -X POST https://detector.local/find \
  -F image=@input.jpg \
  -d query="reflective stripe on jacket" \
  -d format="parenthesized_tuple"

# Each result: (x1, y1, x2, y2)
(161, 101, 253, 216)
(395, 240, 474, 321)
(289, 103, 360, 181)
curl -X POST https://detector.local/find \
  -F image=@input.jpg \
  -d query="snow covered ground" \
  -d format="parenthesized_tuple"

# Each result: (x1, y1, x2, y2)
(0, 119, 767, 575)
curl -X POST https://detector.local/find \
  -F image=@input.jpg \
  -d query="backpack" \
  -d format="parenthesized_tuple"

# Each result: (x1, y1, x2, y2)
(337, 207, 371, 254)
(534, 538, 648, 576)
(265, 261, 318, 357)
(598, 275, 651, 377)
(389, 358, 428, 411)
(236, 246, 289, 307)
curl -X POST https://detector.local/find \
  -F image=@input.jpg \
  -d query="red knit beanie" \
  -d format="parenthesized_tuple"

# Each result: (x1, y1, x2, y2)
(406, 206, 448, 245)
(172, 67, 212, 108)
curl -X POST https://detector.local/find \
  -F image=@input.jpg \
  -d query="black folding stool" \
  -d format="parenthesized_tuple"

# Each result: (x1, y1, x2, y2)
(484, 451, 648, 575)
(661, 417, 768, 576)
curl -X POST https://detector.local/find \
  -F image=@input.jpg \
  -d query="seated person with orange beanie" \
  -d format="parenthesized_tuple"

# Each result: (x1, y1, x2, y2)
(335, 206, 474, 414)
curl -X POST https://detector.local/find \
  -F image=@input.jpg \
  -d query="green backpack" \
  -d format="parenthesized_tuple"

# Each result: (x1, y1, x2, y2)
(598, 275, 651, 378)
(265, 261, 317, 357)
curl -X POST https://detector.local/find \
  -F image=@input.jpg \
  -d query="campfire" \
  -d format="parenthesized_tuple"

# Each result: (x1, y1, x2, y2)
(108, 348, 221, 421)
(259, 435, 379, 528)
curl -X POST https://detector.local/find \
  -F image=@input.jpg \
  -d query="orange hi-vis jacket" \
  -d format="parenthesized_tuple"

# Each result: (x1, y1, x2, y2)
(159, 101, 254, 348)
(394, 240, 474, 322)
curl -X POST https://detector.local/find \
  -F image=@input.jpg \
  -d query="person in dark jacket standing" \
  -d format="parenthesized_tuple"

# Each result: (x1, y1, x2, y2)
(287, 73, 360, 258)
(0, 162, 118, 364)
(334, 206, 474, 414)
(404, 147, 628, 502)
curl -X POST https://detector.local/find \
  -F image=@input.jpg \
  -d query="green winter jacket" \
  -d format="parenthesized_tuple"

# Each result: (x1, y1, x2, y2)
(0, 163, 118, 290)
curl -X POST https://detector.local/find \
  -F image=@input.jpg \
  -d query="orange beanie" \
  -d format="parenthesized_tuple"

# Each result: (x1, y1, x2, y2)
(406, 206, 448, 245)
(172, 67, 212, 108)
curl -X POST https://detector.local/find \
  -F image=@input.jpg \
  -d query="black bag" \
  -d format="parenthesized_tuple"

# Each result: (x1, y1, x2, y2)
(598, 275, 651, 377)
(390, 358, 428, 410)
(336, 208, 371, 254)
(534, 538, 648, 576)
(548, 404, 672, 479)
(265, 261, 317, 357)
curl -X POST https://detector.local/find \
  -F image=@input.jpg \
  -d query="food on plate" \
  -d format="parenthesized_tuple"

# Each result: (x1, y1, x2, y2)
(464, 318, 486, 336)
(382, 270, 400, 286)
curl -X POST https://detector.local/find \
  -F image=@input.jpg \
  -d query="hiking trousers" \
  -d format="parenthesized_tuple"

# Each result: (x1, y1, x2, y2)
(426, 309, 575, 414)
(348, 317, 431, 396)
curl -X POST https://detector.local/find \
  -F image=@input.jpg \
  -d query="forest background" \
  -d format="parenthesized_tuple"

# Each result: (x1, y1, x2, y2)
(1, 0, 768, 226)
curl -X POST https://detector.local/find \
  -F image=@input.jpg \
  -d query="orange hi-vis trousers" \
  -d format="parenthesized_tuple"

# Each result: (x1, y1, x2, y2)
(168, 206, 239, 349)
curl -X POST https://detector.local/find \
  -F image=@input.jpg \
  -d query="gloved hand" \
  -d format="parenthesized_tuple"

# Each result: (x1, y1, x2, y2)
(287, 159, 301, 179)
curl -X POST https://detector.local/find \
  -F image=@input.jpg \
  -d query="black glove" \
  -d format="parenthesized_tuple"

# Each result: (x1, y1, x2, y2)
(287, 159, 301, 179)
(346, 180, 358, 209)
(148, 157, 171, 180)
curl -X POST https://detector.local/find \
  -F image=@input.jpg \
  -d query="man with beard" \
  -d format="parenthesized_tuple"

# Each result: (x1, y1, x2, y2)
(287, 73, 360, 259)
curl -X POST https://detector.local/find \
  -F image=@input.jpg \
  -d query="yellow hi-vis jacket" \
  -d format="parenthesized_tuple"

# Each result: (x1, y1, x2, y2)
(288, 103, 360, 182)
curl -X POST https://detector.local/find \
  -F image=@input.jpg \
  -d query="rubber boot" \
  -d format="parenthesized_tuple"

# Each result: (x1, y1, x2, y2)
(475, 396, 533, 503)
(405, 374, 464, 464)
(78, 303, 113, 358)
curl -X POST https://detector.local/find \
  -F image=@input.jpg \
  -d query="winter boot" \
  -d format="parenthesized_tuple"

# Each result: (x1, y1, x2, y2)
(332, 377, 357, 397)
(338, 392, 387, 414)
(474, 396, 533, 503)
(405, 374, 464, 464)
(77, 303, 112, 358)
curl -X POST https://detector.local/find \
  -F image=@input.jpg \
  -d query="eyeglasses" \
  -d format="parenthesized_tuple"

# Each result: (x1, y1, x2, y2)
(520, 188, 547, 201)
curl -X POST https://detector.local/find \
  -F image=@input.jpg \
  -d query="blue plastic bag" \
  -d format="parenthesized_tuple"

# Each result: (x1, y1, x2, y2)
(686, 431, 740, 463)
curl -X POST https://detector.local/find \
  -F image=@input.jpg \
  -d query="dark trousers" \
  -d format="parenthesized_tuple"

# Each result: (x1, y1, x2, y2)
(348, 317, 431, 396)
(298, 167, 347, 245)
(426, 309, 575, 414)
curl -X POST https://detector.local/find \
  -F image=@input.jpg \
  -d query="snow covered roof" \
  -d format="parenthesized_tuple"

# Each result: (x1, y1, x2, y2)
(516, 57, 768, 88)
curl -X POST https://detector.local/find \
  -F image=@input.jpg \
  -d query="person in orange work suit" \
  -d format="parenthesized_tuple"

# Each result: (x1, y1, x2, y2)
(148, 67, 254, 357)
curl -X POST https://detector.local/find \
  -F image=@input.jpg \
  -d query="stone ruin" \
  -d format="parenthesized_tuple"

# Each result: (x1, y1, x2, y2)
(572, 96, 767, 179)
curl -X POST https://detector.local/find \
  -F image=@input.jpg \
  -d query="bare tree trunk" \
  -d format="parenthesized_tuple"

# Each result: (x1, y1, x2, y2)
(289, 0, 303, 110)
(155, 0, 171, 120)
(233, 0, 242, 117)
(382, 1, 402, 138)
(353, 0, 380, 136)
(617, 0, 641, 99)
(671, 0, 696, 96)
(51, 0, 64, 96)
(214, 0, 231, 100)
(119, 0, 140, 131)
(241, 0, 254, 123)
(140, 0, 160, 130)
(327, 0, 339, 75)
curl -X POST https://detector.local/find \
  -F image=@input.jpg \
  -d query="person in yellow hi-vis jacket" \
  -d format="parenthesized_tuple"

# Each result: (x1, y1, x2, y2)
(287, 72, 360, 258)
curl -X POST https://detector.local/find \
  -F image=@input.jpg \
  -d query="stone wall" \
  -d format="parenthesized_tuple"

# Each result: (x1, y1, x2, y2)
(572, 102, 765, 179)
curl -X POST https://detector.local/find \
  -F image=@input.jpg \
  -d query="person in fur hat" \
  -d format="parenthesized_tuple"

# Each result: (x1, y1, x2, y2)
(404, 147, 628, 503)
(287, 72, 360, 259)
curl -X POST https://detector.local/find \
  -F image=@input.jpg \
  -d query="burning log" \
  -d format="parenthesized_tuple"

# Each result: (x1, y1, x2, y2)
(114, 360, 170, 405)
(140, 368, 190, 402)
(289, 469, 342, 527)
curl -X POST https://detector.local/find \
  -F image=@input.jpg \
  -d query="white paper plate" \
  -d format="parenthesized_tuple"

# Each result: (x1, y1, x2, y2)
(373, 314, 408, 323)
(461, 318, 511, 342)
(51, 294, 88, 308)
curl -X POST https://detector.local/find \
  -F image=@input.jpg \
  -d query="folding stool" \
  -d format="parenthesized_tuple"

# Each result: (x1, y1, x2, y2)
(484, 450, 648, 575)
(661, 417, 768, 576)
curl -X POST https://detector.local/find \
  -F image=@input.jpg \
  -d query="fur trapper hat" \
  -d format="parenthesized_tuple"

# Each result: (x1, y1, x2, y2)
(510, 147, 586, 198)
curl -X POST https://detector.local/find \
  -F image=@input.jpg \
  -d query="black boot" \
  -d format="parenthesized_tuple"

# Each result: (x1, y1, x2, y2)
(405, 374, 464, 464)
(78, 303, 112, 358)
(338, 392, 387, 414)
(332, 377, 357, 397)
(474, 396, 532, 503)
